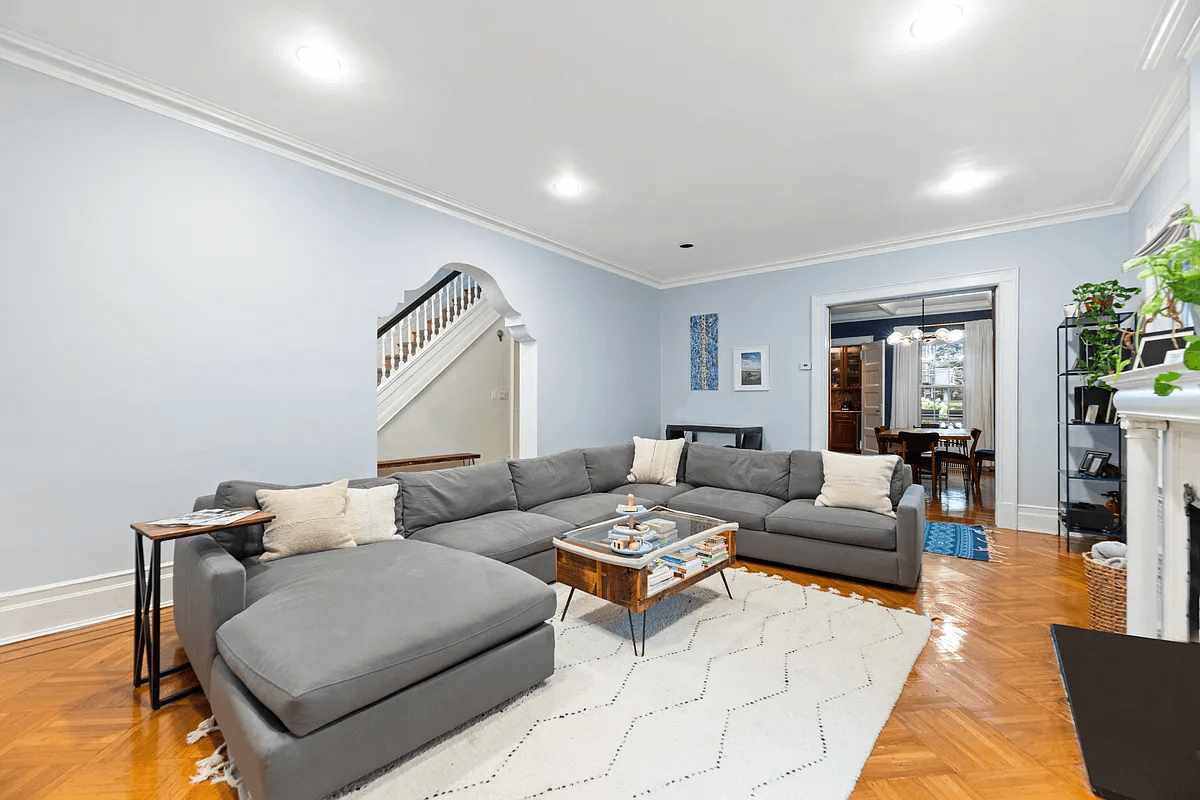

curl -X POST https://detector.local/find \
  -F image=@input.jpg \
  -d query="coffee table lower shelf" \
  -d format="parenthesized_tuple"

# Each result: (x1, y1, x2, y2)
(555, 528, 737, 656)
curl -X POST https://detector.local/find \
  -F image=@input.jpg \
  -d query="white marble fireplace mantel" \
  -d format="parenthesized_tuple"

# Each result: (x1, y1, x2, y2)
(1110, 363, 1200, 641)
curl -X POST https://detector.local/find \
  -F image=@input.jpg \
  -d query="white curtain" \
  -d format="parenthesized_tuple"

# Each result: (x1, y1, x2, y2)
(890, 327, 920, 429)
(963, 319, 995, 448)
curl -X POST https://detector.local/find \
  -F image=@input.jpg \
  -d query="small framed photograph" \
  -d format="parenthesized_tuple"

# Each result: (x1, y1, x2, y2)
(1136, 327, 1194, 369)
(1080, 450, 1111, 477)
(1084, 405, 1099, 424)
(734, 347, 769, 391)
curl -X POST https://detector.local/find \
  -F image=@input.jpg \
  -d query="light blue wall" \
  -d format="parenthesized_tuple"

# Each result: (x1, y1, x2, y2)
(0, 61, 660, 593)
(1128, 128, 1189, 253)
(659, 215, 1131, 517)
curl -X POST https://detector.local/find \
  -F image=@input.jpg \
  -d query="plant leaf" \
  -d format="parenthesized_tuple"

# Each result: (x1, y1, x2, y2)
(1185, 340, 1200, 371)
(1155, 372, 1182, 396)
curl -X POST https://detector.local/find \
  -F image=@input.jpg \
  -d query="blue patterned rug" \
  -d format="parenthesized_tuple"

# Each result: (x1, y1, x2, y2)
(923, 521, 990, 561)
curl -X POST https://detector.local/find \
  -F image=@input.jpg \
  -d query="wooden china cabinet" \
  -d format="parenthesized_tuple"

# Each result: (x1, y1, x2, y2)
(829, 345, 862, 453)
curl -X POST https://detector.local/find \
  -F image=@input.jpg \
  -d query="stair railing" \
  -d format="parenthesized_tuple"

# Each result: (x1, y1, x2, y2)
(377, 271, 483, 386)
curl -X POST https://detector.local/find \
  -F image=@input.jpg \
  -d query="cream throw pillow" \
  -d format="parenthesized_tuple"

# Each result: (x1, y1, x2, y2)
(345, 484, 399, 545)
(627, 436, 686, 487)
(815, 451, 900, 518)
(256, 479, 355, 562)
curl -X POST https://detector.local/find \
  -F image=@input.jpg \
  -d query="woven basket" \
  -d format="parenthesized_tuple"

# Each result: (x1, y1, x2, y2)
(1082, 551, 1127, 634)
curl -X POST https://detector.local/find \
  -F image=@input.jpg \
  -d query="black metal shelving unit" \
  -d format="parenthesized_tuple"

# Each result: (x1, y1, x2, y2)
(1057, 315, 1130, 548)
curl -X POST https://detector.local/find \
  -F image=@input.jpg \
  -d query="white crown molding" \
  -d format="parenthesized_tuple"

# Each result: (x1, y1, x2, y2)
(1111, 65, 1191, 206)
(0, 25, 661, 289)
(657, 200, 1123, 288)
(0, 23, 1189, 292)
(1138, 0, 1192, 70)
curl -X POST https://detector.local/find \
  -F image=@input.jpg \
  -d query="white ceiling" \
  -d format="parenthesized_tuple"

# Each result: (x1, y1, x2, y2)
(0, 1, 1193, 287)
(830, 289, 993, 323)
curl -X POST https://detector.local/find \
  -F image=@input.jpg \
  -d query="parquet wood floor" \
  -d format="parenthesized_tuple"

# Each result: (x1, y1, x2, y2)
(0, 475, 1103, 799)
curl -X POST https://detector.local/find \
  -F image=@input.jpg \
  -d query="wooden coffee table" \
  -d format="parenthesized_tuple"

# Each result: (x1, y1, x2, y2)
(553, 508, 738, 655)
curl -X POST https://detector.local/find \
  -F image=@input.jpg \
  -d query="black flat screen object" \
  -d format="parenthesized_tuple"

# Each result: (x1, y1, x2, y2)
(1052, 624, 1200, 799)
(1059, 501, 1117, 532)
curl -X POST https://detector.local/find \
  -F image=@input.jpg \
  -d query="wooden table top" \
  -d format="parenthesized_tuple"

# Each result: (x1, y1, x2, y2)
(878, 428, 971, 440)
(377, 453, 481, 468)
(131, 509, 274, 542)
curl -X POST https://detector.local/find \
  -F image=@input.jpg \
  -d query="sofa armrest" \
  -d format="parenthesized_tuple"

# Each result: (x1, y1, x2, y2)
(174, 534, 246, 692)
(193, 494, 218, 511)
(895, 484, 926, 589)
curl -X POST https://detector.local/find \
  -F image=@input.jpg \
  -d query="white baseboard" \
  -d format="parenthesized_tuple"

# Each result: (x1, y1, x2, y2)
(0, 565, 173, 646)
(1016, 504, 1058, 534)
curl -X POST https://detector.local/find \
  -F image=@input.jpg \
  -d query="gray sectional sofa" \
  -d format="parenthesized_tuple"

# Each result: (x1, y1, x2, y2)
(174, 440, 923, 800)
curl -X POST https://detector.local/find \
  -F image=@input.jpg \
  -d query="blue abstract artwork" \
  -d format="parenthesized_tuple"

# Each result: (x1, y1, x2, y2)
(689, 313, 718, 390)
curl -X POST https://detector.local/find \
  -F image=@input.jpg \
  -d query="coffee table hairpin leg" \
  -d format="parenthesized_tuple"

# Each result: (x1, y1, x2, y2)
(720, 569, 733, 600)
(627, 609, 646, 656)
(560, 587, 575, 621)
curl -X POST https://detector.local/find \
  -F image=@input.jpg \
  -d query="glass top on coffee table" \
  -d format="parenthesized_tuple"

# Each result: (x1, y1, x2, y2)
(553, 507, 737, 568)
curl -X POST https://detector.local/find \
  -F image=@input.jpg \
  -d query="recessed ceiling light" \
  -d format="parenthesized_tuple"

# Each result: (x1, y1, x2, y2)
(294, 44, 344, 80)
(551, 177, 583, 197)
(933, 167, 997, 196)
(911, 2, 965, 42)
(679, 243, 694, 249)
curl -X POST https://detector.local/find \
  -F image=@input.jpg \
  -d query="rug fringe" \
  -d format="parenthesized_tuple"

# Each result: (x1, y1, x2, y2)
(186, 715, 220, 744)
(982, 528, 1011, 564)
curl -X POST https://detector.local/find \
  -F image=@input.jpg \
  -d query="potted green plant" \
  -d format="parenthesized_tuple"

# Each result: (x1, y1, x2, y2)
(1070, 280, 1138, 388)
(1122, 205, 1200, 395)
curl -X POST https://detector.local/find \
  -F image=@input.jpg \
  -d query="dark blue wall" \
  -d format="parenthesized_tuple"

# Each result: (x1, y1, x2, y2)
(831, 309, 992, 427)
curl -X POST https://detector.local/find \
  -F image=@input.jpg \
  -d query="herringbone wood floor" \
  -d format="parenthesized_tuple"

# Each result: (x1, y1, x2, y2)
(0, 475, 1104, 799)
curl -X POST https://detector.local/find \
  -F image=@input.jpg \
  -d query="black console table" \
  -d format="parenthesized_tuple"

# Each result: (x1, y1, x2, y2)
(1051, 624, 1200, 799)
(665, 424, 763, 450)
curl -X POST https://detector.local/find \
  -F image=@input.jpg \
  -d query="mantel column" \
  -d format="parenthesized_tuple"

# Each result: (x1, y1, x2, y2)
(1122, 418, 1167, 638)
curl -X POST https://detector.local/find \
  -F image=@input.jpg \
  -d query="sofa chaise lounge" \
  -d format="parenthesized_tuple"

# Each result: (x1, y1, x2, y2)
(175, 441, 922, 800)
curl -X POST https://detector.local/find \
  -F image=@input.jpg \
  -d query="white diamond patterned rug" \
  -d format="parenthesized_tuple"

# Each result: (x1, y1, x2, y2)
(336, 568, 930, 800)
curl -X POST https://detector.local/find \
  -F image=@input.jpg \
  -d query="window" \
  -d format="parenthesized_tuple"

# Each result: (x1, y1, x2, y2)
(919, 339, 964, 426)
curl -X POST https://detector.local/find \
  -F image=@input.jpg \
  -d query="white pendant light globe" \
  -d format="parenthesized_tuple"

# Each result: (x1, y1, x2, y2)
(935, 327, 951, 340)
(887, 331, 903, 345)
(911, 328, 924, 341)
(949, 329, 965, 342)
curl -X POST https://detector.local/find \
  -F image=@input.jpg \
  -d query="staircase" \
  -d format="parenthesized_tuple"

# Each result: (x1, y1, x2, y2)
(377, 271, 500, 429)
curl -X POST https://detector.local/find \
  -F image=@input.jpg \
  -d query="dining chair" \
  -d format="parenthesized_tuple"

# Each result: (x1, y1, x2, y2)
(874, 426, 891, 455)
(897, 431, 940, 487)
(936, 428, 981, 491)
(974, 445, 995, 486)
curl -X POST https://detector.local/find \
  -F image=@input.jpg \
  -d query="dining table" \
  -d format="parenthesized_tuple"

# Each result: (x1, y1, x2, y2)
(877, 427, 971, 453)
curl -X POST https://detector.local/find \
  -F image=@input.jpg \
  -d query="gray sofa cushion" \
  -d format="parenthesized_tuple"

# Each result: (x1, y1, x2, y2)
(216, 539, 555, 737)
(582, 444, 635, 493)
(675, 440, 689, 485)
(786, 451, 910, 508)
(406, 510, 572, 563)
(531, 492, 642, 528)
(213, 477, 398, 560)
(787, 451, 824, 501)
(508, 449, 592, 509)
(399, 462, 517, 534)
(765, 499, 897, 551)
(668, 486, 785, 531)
(684, 442, 791, 501)
(613, 482, 694, 508)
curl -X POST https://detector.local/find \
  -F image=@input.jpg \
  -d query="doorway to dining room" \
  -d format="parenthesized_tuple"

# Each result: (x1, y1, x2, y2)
(824, 286, 999, 525)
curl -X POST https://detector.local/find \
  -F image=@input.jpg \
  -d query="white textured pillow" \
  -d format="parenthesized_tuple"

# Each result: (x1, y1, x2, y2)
(345, 484, 399, 544)
(815, 451, 900, 518)
(256, 479, 355, 562)
(627, 436, 686, 487)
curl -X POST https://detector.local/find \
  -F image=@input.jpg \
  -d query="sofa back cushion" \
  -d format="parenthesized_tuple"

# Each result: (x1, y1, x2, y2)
(508, 449, 592, 510)
(676, 439, 690, 485)
(787, 450, 910, 508)
(684, 442, 791, 501)
(213, 477, 398, 560)
(400, 461, 517, 534)
(582, 443, 635, 493)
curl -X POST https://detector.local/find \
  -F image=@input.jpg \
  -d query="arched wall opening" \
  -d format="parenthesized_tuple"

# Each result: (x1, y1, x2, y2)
(376, 262, 538, 462)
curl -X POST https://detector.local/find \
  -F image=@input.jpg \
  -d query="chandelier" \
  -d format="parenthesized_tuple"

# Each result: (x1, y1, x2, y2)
(886, 298, 965, 346)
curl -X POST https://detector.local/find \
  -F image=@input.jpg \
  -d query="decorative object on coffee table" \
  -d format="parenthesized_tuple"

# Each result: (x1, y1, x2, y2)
(555, 508, 737, 655)
(131, 508, 274, 709)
